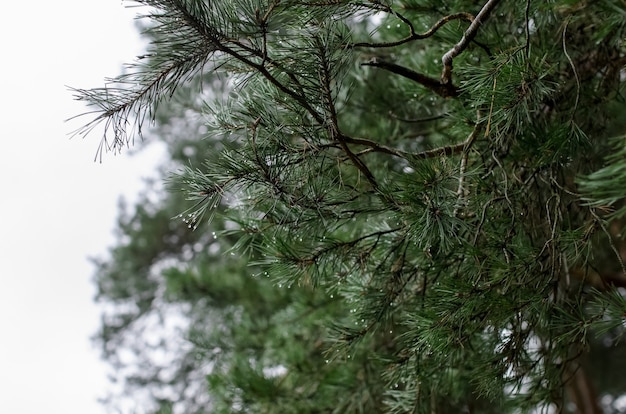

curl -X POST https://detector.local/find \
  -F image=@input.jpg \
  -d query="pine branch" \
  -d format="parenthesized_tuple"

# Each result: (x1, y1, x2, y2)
(69, 0, 223, 160)
(303, 227, 403, 266)
(71, 0, 327, 161)
(317, 37, 379, 189)
(341, 123, 481, 163)
(219, 42, 325, 124)
(70, 50, 215, 161)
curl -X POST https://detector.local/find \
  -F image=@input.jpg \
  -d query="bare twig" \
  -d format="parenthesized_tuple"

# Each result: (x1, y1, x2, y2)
(341, 135, 412, 159)
(589, 208, 626, 278)
(255, 1, 279, 66)
(454, 124, 482, 217)
(361, 59, 459, 98)
(340, 121, 483, 166)
(562, 18, 580, 116)
(352, 12, 474, 49)
(441, 0, 502, 85)
(388, 112, 448, 123)
(413, 142, 469, 159)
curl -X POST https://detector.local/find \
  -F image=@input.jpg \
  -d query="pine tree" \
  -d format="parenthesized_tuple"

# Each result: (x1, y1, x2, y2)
(73, 0, 626, 412)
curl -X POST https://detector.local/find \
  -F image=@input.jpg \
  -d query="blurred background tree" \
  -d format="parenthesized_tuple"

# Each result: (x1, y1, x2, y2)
(75, 0, 626, 413)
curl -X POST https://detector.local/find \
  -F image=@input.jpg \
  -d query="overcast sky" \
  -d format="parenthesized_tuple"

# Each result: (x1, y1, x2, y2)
(0, 2, 164, 413)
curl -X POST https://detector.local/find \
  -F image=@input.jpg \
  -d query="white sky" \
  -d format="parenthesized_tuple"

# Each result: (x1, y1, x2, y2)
(0, 2, 165, 413)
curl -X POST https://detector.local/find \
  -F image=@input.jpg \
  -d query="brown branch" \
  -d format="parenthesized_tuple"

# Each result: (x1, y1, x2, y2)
(218, 42, 325, 125)
(340, 122, 481, 164)
(306, 227, 403, 265)
(341, 135, 411, 159)
(441, 0, 502, 85)
(414, 142, 468, 160)
(454, 123, 482, 216)
(388, 112, 448, 123)
(351, 12, 474, 49)
(317, 41, 379, 189)
(361, 59, 459, 98)
(229, 39, 308, 98)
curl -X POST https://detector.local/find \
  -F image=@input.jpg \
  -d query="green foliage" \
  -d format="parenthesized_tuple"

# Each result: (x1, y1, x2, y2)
(75, 0, 626, 412)
(579, 135, 626, 219)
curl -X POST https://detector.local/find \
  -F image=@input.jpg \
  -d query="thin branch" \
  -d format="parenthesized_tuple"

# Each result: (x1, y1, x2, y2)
(441, 0, 502, 85)
(366, 2, 419, 38)
(341, 121, 482, 165)
(72, 0, 326, 162)
(351, 12, 474, 49)
(70, 47, 213, 161)
(413, 142, 469, 160)
(388, 112, 448, 123)
(484, 76, 497, 137)
(589, 208, 626, 278)
(341, 135, 411, 159)
(562, 18, 580, 116)
(219, 41, 325, 124)
(255, 1, 280, 66)
(306, 227, 403, 265)
(454, 123, 482, 217)
(524, 0, 531, 61)
(361, 59, 459, 98)
(317, 39, 379, 189)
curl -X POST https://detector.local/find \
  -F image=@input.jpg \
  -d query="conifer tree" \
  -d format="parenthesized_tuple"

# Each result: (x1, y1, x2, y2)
(73, 0, 626, 412)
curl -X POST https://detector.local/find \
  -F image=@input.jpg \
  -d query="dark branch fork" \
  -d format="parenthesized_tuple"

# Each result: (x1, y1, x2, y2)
(441, 0, 502, 85)
(361, 59, 459, 98)
(354, 0, 502, 97)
